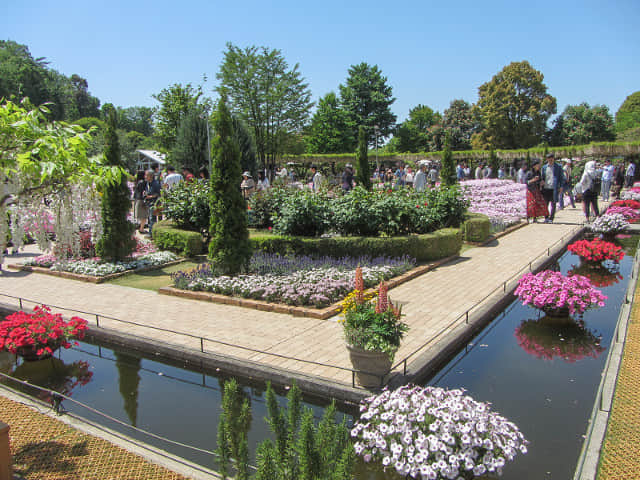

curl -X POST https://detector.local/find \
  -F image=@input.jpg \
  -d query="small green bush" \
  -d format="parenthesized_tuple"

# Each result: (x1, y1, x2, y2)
(152, 220, 204, 256)
(462, 213, 491, 243)
(273, 189, 330, 237)
(162, 181, 211, 233)
(247, 187, 290, 228)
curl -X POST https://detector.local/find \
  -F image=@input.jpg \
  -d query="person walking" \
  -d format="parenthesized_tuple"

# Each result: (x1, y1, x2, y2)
(414, 163, 428, 192)
(559, 160, 576, 209)
(143, 170, 161, 236)
(310, 165, 325, 192)
(341, 164, 355, 192)
(625, 161, 636, 188)
(517, 163, 528, 184)
(525, 160, 548, 222)
(540, 153, 564, 223)
(601, 159, 615, 201)
(133, 170, 148, 233)
(574, 160, 600, 222)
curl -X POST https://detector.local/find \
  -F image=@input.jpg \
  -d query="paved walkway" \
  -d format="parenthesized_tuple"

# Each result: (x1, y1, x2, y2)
(0, 206, 588, 389)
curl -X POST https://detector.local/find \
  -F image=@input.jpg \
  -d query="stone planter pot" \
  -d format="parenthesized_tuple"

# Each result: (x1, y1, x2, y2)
(346, 344, 392, 388)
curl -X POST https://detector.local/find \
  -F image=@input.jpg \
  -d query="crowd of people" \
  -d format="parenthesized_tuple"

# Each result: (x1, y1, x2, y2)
(131, 155, 637, 235)
(519, 154, 635, 223)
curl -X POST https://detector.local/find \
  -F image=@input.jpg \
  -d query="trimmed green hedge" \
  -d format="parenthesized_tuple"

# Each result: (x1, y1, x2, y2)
(461, 213, 491, 243)
(152, 220, 205, 257)
(250, 228, 462, 262)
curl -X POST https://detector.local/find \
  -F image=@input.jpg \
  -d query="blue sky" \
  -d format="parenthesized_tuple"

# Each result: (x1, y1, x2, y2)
(4, 0, 639, 122)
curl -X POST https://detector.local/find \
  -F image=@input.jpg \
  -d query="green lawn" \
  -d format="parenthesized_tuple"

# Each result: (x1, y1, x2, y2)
(106, 258, 207, 291)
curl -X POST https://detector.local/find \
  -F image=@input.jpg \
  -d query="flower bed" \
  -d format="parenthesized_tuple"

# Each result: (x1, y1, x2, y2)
(567, 238, 625, 263)
(515, 317, 605, 363)
(351, 384, 528, 479)
(588, 214, 630, 235)
(609, 199, 640, 209)
(514, 270, 607, 316)
(460, 179, 526, 229)
(171, 253, 416, 308)
(605, 206, 640, 222)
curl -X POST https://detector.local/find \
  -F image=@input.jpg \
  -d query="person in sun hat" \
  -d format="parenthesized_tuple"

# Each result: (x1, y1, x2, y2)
(240, 171, 255, 199)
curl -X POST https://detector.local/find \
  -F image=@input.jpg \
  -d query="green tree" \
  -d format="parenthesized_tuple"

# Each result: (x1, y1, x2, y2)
(550, 102, 615, 146)
(356, 126, 371, 190)
(208, 98, 252, 274)
(68, 74, 100, 120)
(95, 110, 136, 261)
(0, 40, 50, 108)
(440, 132, 456, 186)
(171, 108, 209, 172)
(442, 99, 478, 150)
(392, 104, 444, 153)
(118, 106, 155, 136)
(231, 115, 258, 177)
(152, 83, 208, 151)
(339, 62, 396, 146)
(616, 91, 640, 139)
(474, 60, 556, 149)
(305, 92, 354, 153)
(217, 43, 313, 172)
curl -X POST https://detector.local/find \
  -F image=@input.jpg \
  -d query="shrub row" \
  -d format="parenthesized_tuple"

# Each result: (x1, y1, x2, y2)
(250, 228, 462, 262)
(152, 220, 205, 256)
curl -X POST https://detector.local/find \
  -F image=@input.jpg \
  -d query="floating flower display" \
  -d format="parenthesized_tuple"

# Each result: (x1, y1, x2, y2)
(0, 306, 88, 360)
(588, 214, 630, 236)
(515, 317, 605, 363)
(515, 270, 607, 316)
(567, 238, 625, 263)
(351, 384, 528, 479)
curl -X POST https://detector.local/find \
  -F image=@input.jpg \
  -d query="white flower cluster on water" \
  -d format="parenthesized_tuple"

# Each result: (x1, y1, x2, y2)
(620, 190, 640, 202)
(460, 180, 527, 225)
(186, 265, 395, 306)
(51, 251, 178, 276)
(351, 384, 528, 480)
(589, 213, 630, 234)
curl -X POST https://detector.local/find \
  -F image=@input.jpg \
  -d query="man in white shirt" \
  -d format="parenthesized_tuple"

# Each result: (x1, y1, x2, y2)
(163, 166, 183, 190)
(414, 164, 427, 192)
(601, 159, 615, 201)
(625, 161, 636, 188)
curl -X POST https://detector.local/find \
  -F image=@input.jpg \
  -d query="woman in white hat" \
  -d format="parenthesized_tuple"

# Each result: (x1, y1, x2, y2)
(240, 171, 255, 199)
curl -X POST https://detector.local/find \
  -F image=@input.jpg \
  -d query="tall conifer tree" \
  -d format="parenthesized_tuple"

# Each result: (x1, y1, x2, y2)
(440, 132, 456, 186)
(208, 98, 252, 274)
(356, 126, 372, 190)
(96, 110, 135, 261)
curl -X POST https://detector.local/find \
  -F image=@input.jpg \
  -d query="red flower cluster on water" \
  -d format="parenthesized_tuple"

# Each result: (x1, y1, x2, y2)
(567, 238, 625, 263)
(0, 305, 88, 358)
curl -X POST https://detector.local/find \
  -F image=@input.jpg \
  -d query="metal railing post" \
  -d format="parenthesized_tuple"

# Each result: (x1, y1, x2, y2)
(200, 338, 204, 353)
(19, 298, 23, 309)
(95, 314, 100, 328)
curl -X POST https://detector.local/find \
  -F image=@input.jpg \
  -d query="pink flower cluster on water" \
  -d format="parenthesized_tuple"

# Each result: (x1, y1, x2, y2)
(514, 270, 607, 315)
(460, 179, 526, 224)
(351, 384, 528, 479)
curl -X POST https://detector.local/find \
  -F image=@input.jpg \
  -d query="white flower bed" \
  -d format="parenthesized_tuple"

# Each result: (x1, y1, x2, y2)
(185, 265, 397, 306)
(461, 179, 527, 226)
(588, 213, 630, 234)
(49, 251, 179, 277)
(352, 385, 528, 479)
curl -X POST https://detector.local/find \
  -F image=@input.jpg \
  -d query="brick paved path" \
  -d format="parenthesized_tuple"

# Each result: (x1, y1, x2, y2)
(0, 207, 588, 387)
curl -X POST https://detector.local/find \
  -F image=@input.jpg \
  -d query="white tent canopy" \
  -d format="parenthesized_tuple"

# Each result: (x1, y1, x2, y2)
(136, 150, 166, 172)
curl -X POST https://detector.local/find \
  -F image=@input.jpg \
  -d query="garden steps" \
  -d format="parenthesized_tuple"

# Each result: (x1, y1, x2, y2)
(1, 206, 591, 399)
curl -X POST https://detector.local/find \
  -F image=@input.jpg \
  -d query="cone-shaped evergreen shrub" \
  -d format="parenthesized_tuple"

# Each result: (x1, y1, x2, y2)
(440, 131, 456, 186)
(356, 126, 371, 190)
(208, 98, 252, 274)
(95, 110, 135, 261)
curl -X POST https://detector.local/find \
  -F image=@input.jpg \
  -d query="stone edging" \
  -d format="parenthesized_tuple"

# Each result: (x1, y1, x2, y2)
(158, 254, 458, 320)
(7, 259, 184, 284)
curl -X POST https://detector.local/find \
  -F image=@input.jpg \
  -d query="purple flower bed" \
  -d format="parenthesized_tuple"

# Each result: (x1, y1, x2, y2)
(171, 253, 416, 308)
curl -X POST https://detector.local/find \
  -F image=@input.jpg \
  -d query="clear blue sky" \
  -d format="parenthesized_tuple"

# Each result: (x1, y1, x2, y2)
(4, 0, 639, 122)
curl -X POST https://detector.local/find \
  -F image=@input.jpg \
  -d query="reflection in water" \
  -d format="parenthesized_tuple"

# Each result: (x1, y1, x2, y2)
(3, 356, 93, 404)
(115, 352, 141, 427)
(515, 316, 605, 363)
(569, 260, 622, 288)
